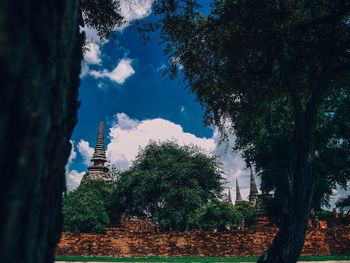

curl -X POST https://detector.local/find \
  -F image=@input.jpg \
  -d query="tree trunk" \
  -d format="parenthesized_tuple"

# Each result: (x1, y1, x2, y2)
(258, 128, 315, 263)
(257, 188, 313, 263)
(0, 0, 83, 262)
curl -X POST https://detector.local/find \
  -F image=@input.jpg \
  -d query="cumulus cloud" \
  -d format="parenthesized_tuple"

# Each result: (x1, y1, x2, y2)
(120, 0, 153, 24)
(80, 0, 153, 42)
(90, 59, 135, 84)
(104, 113, 255, 200)
(65, 141, 86, 190)
(106, 113, 216, 169)
(77, 140, 94, 166)
(73, 113, 257, 200)
(84, 42, 102, 65)
(66, 170, 85, 191)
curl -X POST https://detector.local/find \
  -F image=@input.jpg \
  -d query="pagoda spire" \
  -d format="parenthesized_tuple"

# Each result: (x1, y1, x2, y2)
(81, 121, 112, 185)
(91, 121, 107, 166)
(228, 189, 233, 205)
(235, 178, 242, 202)
(249, 166, 258, 201)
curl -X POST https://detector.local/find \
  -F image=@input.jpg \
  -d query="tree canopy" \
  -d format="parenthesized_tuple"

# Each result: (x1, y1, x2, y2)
(81, 0, 124, 39)
(62, 179, 113, 233)
(188, 200, 244, 231)
(336, 195, 350, 216)
(143, 0, 350, 262)
(113, 141, 225, 231)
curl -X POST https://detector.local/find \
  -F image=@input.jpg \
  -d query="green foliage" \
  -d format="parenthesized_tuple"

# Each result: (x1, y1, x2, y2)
(113, 141, 225, 231)
(188, 200, 243, 231)
(62, 179, 113, 233)
(234, 201, 255, 222)
(335, 195, 350, 216)
(80, 0, 123, 40)
(144, 2, 350, 259)
(146, 0, 350, 212)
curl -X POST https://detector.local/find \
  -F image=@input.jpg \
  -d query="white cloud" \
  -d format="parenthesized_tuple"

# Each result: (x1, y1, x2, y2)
(120, 0, 153, 24)
(67, 140, 77, 166)
(80, 0, 154, 42)
(106, 113, 216, 169)
(90, 59, 135, 84)
(66, 170, 85, 191)
(84, 42, 102, 65)
(80, 64, 89, 78)
(77, 139, 94, 166)
(80, 25, 101, 43)
(104, 113, 255, 200)
(74, 113, 259, 200)
(65, 141, 85, 190)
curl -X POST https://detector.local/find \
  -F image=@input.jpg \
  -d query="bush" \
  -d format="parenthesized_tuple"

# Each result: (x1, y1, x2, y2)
(113, 141, 225, 231)
(62, 179, 113, 233)
(189, 200, 243, 231)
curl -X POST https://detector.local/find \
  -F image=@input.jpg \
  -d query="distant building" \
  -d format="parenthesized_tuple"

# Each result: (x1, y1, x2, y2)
(81, 121, 113, 184)
(235, 178, 242, 204)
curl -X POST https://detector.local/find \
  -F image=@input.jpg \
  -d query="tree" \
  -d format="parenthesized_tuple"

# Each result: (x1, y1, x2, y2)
(145, 0, 350, 262)
(81, 0, 123, 40)
(336, 195, 350, 216)
(188, 200, 243, 231)
(62, 179, 113, 233)
(1, 0, 83, 262)
(1, 0, 123, 262)
(113, 141, 225, 231)
(234, 201, 255, 223)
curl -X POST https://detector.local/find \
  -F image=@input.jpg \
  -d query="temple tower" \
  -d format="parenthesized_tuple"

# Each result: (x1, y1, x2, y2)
(81, 121, 113, 184)
(248, 166, 258, 202)
(235, 178, 242, 204)
(227, 189, 233, 205)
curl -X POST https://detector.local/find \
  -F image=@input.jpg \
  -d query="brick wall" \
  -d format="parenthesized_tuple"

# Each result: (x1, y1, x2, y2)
(56, 227, 350, 257)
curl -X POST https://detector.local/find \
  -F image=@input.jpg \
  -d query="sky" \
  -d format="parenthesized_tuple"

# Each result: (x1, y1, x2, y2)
(65, 0, 348, 207)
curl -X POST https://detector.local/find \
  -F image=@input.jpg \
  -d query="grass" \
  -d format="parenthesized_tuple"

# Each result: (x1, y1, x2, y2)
(56, 255, 350, 262)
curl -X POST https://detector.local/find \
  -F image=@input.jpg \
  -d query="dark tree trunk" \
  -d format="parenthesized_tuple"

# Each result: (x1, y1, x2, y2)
(258, 113, 316, 263)
(257, 165, 314, 263)
(0, 0, 83, 262)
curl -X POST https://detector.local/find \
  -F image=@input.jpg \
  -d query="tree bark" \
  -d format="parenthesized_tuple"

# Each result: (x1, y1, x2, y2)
(0, 0, 83, 262)
(257, 164, 314, 263)
(258, 103, 316, 263)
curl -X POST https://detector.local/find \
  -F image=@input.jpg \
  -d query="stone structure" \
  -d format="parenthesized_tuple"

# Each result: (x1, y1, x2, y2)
(81, 122, 113, 184)
(120, 214, 158, 233)
(56, 228, 350, 257)
(248, 167, 259, 202)
(235, 178, 242, 204)
(227, 190, 233, 205)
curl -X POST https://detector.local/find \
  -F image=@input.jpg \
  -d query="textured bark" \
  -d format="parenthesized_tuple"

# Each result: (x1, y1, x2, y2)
(0, 0, 83, 262)
(258, 126, 315, 263)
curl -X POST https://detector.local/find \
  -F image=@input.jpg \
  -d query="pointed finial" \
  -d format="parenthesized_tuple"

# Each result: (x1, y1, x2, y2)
(228, 189, 233, 205)
(91, 121, 107, 165)
(249, 166, 258, 200)
(236, 178, 242, 202)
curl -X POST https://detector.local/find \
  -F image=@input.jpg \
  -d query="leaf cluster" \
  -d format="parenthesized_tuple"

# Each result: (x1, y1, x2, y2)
(145, 0, 350, 211)
(62, 179, 113, 233)
(188, 200, 244, 231)
(81, 0, 124, 39)
(113, 141, 225, 231)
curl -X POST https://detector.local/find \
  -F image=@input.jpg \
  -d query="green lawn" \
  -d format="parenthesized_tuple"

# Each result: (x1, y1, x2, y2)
(56, 255, 350, 262)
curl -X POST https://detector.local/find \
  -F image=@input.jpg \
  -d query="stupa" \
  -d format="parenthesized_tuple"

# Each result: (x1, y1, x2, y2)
(81, 121, 113, 184)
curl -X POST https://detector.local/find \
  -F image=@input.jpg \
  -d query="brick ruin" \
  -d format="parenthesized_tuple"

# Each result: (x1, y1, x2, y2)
(56, 227, 350, 257)
(60, 122, 350, 258)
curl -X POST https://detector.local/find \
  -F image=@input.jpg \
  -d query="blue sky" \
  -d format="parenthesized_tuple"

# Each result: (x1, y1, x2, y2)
(65, 0, 348, 207)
